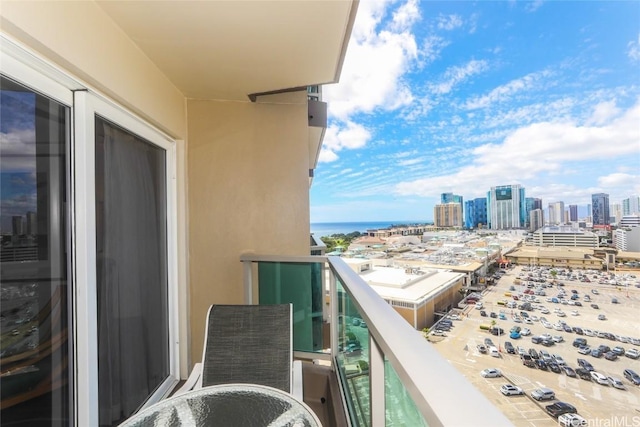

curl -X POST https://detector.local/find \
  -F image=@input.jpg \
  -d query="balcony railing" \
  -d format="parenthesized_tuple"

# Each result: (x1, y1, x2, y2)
(241, 254, 512, 426)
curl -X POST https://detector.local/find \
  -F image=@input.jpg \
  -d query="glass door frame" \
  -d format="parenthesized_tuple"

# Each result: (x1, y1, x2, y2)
(74, 92, 180, 427)
(1, 34, 181, 427)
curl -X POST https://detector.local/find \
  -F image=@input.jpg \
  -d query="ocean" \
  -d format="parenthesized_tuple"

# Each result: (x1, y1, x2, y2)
(310, 221, 430, 238)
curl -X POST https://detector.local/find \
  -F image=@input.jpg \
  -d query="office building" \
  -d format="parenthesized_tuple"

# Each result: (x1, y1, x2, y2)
(547, 201, 565, 225)
(569, 205, 578, 222)
(0, 3, 509, 426)
(464, 198, 487, 229)
(531, 226, 600, 248)
(614, 227, 640, 251)
(434, 203, 463, 228)
(623, 196, 640, 216)
(441, 192, 464, 213)
(525, 197, 542, 228)
(487, 184, 526, 230)
(611, 203, 622, 225)
(12, 216, 24, 236)
(26, 211, 37, 235)
(592, 193, 610, 226)
(530, 209, 544, 232)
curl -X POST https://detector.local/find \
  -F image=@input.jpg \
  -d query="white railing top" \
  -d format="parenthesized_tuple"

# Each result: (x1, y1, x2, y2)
(328, 256, 513, 427)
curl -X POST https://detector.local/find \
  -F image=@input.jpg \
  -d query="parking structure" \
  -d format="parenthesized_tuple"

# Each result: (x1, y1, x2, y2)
(429, 265, 640, 426)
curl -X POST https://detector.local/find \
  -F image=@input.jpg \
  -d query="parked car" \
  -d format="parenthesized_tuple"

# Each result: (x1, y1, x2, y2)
(477, 344, 487, 354)
(590, 348, 602, 358)
(504, 341, 515, 354)
(591, 304, 599, 309)
(563, 366, 576, 377)
(553, 354, 566, 365)
(578, 346, 591, 355)
(590, 371, 609, 385)
(529, 348, 540, 359)
(536, 359, 548, 370)
(545, 402, 577, 418)
(605, 351, 618, 361)
(623, 369, 640, 385)
(577, 358, 594, 371)
(625, 348, 640, 359)
(480, 310, 487, 317)
(484, 338, 494, 347)
(521, 354, 536, 368)
(500, 384, 524, 396)
(612, 346, 625, 356)
(576, 367, 592, 381)
(558, 413, 587, 427)
(573, 338, 587, 348)
(598, 314, 606, 321)
(608, 377, 625, 390)
(548, 362, 562, 373)
(531, 387, 555, 401)
(480, 368, 502, 378)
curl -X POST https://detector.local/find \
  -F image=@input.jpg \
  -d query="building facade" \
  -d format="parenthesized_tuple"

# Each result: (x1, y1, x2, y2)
(530, 209, 544, 232)
(592, 193, 610, 226)
(623, 196, 640, 216)
(488, 184, 526, 230)
(531, 226, 600, 248)
(547, 201, 565, 225)
(569, 205, 578, 222)
(434, 203, 463, 228)
(464, 198, 487, 229)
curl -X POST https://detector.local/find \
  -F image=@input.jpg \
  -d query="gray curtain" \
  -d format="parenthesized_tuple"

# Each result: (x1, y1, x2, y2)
(95, 118, 169, 426)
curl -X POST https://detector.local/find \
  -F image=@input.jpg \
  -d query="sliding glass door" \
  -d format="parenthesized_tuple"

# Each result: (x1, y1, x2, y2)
(1, 41, 179, 426)
(0, 75, 71, 426)
(94, 117, 170, 426)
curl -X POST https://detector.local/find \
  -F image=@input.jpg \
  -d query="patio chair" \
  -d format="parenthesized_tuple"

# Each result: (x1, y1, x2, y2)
(176, 304, 303, 400)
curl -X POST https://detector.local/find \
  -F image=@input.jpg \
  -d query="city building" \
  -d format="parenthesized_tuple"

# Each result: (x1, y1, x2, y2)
(342, 259, 465, 330)
(441, 192, 464, 216)
(525, 197, 543, 229)
(434, 203, 463, 228)
(0, 3, 510, 427)
(505, 246, 604, 269)
(611, 203, 622, 225)
(569, 205, 578, 222)
(487, 184, 526, 230)
(531, 226, 600, 248)
(529, 209, 544, 232)
(592, 193, 610, 226)
(623, 195, 640, 215)
(614, 227, 640, 251)
(547, 201, 565, 225)
(464, 197, 488, 229)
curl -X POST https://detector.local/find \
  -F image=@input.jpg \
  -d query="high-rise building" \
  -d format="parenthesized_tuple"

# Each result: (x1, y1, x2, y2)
(524, 197, 542, 228)
(530, 209, 544, 232)
(547, 201, 565, 225)
(464, 198, 487, 229)
(622, 195, 640, 215)
(592, 193, 610, 226)
(610, 203, 622, 225)
(569, 205, 578, 222)
(441, 193, 463, 217)
(12, 215, 24, 236)
(26, 211, 37, 235)
(488, 184, 526, 230)
(434, 203, 462, 228)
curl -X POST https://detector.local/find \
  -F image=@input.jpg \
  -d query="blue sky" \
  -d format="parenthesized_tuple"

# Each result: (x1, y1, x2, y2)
(310, 0, 640, 223)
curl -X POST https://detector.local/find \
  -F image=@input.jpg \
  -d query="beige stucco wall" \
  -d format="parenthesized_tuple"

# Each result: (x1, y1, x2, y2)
(187, 92, 312, 360)
(0, 1, 186, 138)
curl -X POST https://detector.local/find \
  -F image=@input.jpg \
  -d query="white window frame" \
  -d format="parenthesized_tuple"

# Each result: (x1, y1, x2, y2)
(1, 34, 180, 427)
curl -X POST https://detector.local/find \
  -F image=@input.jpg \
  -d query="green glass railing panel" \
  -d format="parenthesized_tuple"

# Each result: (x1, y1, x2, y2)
(258, 261, 324, 352)
(335, 278, 371, 427)
(385, 359, 428, 426)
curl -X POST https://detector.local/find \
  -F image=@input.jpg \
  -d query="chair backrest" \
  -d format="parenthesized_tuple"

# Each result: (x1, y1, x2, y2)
(201, 304, 293, 393)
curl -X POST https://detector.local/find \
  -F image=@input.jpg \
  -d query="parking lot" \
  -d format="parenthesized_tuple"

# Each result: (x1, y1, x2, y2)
(429, 265, 640, 426)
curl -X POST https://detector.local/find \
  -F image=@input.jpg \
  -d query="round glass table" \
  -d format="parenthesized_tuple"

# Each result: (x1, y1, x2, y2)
(119, 383, 323, 427)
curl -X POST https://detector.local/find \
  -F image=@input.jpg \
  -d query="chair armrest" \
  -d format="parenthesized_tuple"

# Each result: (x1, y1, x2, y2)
(292, 360, 303, 401)
(174, 362, 202, 396)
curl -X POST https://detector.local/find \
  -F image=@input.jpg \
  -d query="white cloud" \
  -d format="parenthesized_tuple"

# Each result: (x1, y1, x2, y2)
(628, 34, 640, 61)
(431, 59, 489, 95)
(464, 70, 552, 110)
(436, 14, 463, 31)
(394, 99, 640, 198)
(585, 100, 621, 126)
(0, 129, 36, 172)
(325, 0, 419, 122)
(525, 0, 544, 13)
(319, 121, 372, 163)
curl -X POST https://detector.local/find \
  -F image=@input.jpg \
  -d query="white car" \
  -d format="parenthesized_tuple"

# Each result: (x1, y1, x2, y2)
(553, 323, 563, 331)
(557, 311, 566, 317)
(625, 348, 640, 359)
(583, 329, 594, 337)
(530, 315, 539, 322)
(553, 354, 566, 365)
(552, 335, 564, 343)
(558, 413, 587, 427)
(590, 371, 609, 385)
(521, 328, 531, 336)
(481, 368, 502, 378)
(500, 384, 524, 396)
(541, 308, 550, 314)
(571, 310, 579, 316)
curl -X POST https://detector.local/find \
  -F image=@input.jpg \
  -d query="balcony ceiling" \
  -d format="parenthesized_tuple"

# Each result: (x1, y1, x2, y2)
(96, 1, 357, 101)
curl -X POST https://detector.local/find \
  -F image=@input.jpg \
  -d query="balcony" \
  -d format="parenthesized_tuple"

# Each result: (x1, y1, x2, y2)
(239, 254, 512, 426)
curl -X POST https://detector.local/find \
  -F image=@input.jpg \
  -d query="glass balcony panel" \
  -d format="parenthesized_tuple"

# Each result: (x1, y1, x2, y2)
(335, 278, 371, 427)
(257, 262, 324, 353)
(385, 359, 427, 426)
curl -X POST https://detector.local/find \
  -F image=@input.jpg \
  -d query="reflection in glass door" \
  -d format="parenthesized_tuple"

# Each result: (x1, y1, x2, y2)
(0, 75, 71, 426)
